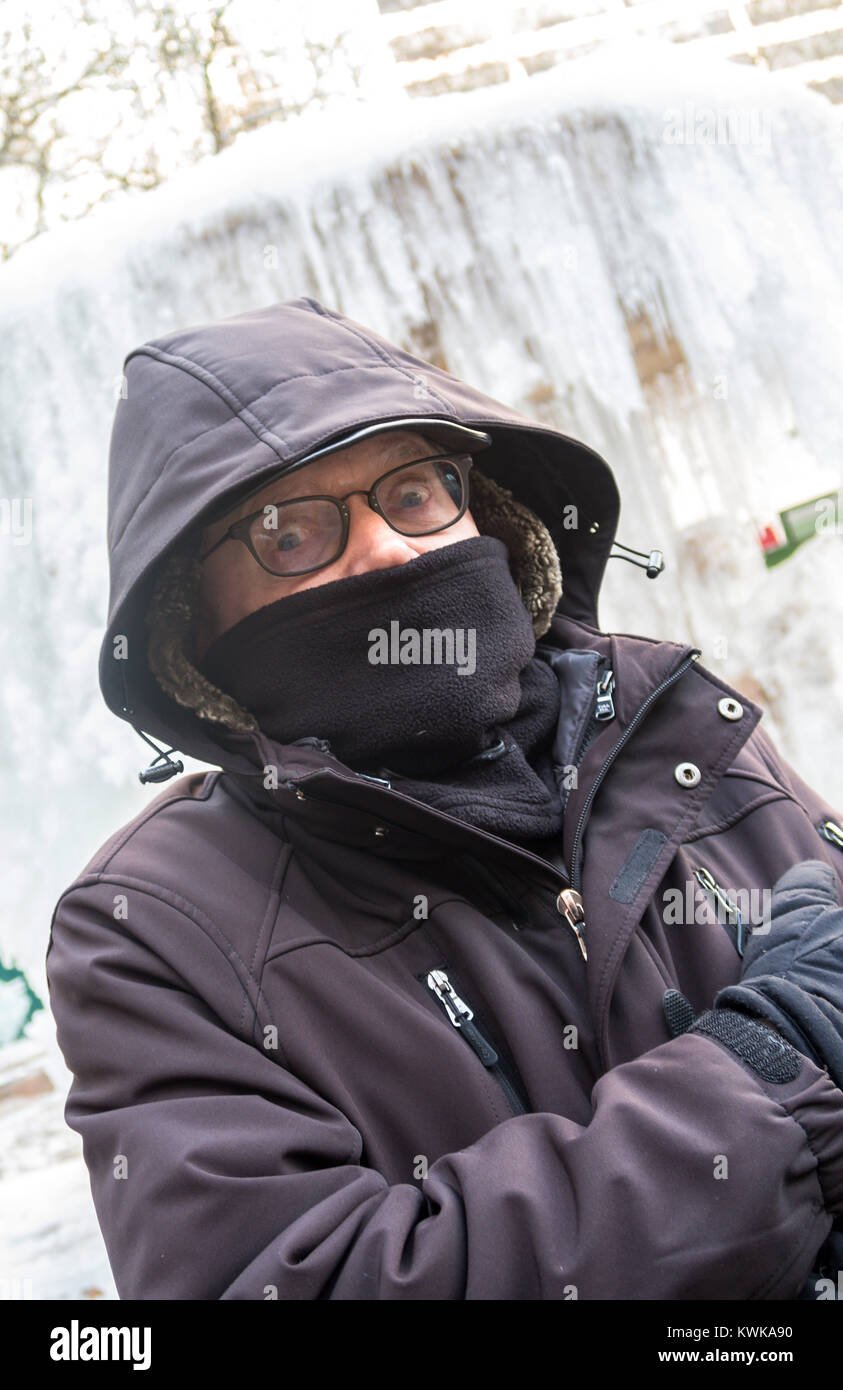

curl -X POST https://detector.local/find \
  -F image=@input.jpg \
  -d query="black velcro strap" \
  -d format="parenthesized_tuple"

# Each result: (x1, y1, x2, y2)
(662, 988, 697, 1038)
(609, 829, 667, 903)
(689, 1008, 802, 1084)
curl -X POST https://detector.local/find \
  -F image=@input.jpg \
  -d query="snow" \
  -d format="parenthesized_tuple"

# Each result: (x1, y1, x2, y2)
(0, 1010, 117, 1299)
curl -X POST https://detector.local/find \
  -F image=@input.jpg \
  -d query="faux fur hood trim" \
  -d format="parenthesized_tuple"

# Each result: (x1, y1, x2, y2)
(146, 469, 563, 734)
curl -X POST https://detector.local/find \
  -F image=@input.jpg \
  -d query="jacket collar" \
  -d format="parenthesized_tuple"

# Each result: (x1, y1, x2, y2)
(220, 615, 750, 887)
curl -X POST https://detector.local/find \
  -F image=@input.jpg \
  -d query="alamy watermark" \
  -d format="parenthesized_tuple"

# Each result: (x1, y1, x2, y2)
(663, 880, 772, 935)
(663, 102, 772, 147)
(368, 622, 476, 676)
(0, 497, 32, 546)
(50, 1319, 151, 1370)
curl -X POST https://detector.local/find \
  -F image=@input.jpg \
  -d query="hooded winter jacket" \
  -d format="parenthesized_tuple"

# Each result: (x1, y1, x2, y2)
(46, 297, 843, 1300)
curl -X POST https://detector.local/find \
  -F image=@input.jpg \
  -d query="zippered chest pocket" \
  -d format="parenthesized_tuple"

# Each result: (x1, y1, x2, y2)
(415, 966, 530, 1117)
(692, 864, 746, 956)
(693, 821, 843, 959)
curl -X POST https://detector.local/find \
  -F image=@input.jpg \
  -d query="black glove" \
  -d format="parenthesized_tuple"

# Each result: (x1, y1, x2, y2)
(711, 858, 843, 1093)
(662, 859, 843, 1300)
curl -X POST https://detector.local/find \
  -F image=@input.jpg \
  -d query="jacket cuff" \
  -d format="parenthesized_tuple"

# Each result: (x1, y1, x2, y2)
(715, 981, 830, 1073)
(688, 1007, 803, 1084)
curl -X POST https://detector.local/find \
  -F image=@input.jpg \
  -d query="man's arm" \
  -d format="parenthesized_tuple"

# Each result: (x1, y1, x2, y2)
(45, 879, 843, 1300)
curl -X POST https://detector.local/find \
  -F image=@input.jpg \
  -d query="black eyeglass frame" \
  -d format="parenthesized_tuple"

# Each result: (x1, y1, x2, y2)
(198, 452, 475, 578)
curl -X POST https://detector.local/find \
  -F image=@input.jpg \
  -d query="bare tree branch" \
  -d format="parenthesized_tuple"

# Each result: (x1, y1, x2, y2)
(0, 1, 369, 260)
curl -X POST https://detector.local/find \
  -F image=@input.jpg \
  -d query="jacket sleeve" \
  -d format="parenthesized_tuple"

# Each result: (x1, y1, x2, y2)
(46, 878, 843, 1301)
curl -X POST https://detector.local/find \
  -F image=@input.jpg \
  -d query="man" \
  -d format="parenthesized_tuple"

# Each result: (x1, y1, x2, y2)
(46, 295, 843, 1300)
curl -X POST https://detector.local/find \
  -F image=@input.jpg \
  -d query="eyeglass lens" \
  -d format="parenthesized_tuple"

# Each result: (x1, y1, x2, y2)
(248, 456, 467, 576)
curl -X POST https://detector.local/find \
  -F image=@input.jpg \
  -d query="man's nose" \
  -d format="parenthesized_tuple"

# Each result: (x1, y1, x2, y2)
(339, 495, 418, 576)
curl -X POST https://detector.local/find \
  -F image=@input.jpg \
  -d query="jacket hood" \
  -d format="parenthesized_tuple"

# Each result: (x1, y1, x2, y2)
(101, 295, 621, 768)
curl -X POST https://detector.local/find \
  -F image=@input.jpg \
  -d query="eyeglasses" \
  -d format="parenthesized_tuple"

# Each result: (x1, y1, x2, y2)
(199, 453, 474, 578)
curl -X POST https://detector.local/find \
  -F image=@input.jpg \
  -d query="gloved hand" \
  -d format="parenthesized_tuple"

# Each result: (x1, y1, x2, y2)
(662, 858, 843, 1298)
(664, 859, 843, 1093)
(713, 858, 843, 1092)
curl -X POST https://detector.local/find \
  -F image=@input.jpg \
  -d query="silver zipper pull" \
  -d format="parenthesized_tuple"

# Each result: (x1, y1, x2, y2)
(693, 867, 745, 953)
(821, 820, 843, 850)
(426, 969, 474, 1027)
(694, 865, 716, 895)
(596, 669, 615, 721)
(556, 888, 588, 961)
(694, 867, 738, 919)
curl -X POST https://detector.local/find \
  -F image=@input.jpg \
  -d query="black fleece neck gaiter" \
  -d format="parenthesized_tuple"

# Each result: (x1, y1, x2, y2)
(198, 535, 563, 841)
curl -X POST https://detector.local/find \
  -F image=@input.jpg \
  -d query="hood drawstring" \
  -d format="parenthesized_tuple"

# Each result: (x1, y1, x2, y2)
(119, 656, 185, 784)
(135, 732, 185, 784)
(609, 538, 666, 578)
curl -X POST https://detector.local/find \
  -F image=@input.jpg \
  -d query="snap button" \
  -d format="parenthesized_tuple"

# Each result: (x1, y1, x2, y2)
(717, 697, 743, 721)
(295, 790, 306, 801)
(374, 826, 389, 838)
(674, 762, 701, 787)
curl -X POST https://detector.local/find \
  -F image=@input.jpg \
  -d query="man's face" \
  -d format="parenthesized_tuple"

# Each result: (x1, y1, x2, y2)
(195, 430, 480, 660)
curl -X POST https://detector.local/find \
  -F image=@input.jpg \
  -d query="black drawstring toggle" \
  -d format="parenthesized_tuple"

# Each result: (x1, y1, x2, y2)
(136, 728, 185, 784)
(609, 540, 665, 578)
(120, 667, 184, 783)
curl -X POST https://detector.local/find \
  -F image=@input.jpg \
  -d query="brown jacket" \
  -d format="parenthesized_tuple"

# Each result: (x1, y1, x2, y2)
(46, 298, 843, 1298)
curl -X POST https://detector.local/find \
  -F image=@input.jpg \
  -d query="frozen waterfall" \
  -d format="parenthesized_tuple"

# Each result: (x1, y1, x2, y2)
(2, 37, 843, 991)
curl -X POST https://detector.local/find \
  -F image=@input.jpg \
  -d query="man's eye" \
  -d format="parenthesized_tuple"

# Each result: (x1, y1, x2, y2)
(276, 529, 306, 551)
(393, 482, 432, 510)
(399, 488, 426, 508)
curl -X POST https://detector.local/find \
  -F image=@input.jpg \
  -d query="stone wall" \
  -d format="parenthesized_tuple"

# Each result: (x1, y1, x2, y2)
(376, 0, 843, 104)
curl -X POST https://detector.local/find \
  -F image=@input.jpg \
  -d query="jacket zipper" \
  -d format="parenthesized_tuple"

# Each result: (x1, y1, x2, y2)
(564, 658, 615, 807)
(425, 969, 529, 1117)
(560, 648, 702, 952)
(553, 660, 617, 961)
(693, 864, 746, 956)
(556, 887, 588, 961)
